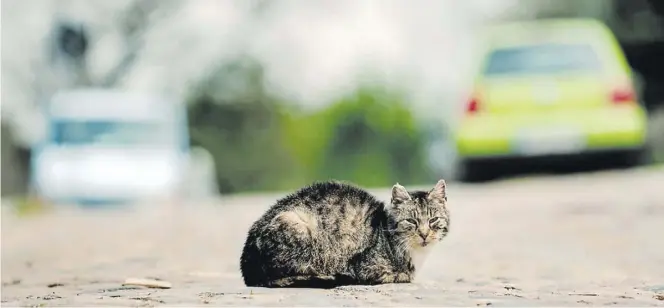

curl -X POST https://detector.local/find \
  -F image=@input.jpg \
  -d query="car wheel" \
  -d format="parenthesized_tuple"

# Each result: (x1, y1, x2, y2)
(450, 159, 493, 183)
(621, 146, 652, 168)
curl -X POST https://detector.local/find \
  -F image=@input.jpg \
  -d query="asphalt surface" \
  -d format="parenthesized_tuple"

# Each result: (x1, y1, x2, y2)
(2, 166, 664, 307)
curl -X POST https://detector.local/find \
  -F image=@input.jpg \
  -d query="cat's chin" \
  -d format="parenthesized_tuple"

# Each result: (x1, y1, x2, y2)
(408, 242, 434, 272)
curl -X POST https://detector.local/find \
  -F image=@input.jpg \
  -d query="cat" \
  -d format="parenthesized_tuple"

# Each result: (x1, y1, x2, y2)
(239, 179, 450, 288)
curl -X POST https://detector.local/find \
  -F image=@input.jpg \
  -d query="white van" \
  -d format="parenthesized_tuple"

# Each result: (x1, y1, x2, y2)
(30, 88, 192, 206)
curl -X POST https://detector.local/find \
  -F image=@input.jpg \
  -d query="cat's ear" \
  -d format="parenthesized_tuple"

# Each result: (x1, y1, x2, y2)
(428, 179, 447, 202)
(391, 183, 411, 204)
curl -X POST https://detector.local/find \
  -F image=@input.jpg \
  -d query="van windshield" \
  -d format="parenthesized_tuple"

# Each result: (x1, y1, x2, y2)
(50, 120, 178, 147)
(483, 43, 603, 76)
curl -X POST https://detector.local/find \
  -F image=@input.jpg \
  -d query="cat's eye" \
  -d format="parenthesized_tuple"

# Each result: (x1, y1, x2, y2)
(429, 217, 440, 225)
(404, 218, 418, 226)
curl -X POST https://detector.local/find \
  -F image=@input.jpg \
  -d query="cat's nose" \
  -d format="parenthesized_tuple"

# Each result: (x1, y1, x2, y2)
(418, 230, 428, 241)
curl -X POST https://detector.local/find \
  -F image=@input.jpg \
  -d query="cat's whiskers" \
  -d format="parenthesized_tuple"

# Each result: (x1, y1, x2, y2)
(393, 236, 412, 256)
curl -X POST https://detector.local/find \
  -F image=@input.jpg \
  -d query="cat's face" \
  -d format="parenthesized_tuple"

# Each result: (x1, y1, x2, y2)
(387, 180, 450, 249)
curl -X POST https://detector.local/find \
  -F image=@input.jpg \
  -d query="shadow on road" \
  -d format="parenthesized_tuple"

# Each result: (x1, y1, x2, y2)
(473, 151, 651, 183)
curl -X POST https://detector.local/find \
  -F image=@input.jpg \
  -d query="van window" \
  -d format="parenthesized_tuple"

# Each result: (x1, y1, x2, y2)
(51, 120, 177, 147)
(483, 43, 602, 76)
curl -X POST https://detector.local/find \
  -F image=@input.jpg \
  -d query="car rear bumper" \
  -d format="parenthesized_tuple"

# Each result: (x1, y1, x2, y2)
(454, 105, 648, 159)
(460, 147, 645, 165)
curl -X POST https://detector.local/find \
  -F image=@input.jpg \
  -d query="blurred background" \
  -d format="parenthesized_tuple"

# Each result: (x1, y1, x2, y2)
(2, 0, 664, 207)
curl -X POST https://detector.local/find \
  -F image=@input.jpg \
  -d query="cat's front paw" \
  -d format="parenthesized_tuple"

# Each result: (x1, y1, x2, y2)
(375, 272, 411, 284)
(394, 272, 412, 283)
(374, 273, 396, 284)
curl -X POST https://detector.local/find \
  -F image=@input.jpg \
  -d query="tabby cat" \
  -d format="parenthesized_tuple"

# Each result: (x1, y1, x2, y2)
(240, 179, 450, 288)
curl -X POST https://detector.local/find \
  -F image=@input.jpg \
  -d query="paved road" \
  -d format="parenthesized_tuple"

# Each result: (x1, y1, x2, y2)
(2, 167, 664, 307)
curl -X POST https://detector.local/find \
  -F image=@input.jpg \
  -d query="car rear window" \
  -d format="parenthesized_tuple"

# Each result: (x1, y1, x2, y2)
(483, 43, 602, 76)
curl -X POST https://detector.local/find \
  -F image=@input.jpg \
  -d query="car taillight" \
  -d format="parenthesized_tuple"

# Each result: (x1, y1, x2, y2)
(610, 86, 636, 105)
(466, 96, 480, 114)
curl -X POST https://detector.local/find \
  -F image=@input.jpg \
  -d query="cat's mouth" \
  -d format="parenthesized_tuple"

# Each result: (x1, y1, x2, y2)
(409, 236, 433, 248)
(413, 238, 430, 247)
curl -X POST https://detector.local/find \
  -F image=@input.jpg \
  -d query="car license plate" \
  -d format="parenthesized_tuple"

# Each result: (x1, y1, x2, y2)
(513, 127, 585, 156)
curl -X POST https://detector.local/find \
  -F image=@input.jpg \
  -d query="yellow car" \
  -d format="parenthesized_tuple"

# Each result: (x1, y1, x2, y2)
(452, 18, 649, 181)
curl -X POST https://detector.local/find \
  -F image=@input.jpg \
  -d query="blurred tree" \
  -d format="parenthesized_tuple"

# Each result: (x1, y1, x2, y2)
(186, 59, 432, 193)
(55, 21, 89, 60)
(187, 56, 298, 194)
(281, 84, 431, 189)
(100, 0, 176, 87)
(1, 123, 31, 197)
(317, 86, 430, 187)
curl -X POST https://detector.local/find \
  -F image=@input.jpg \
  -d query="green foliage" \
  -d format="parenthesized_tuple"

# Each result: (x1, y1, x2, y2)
(187, 59, 431, 194)
(187, 57, 299, 194)
(281, 85, 431, 189)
